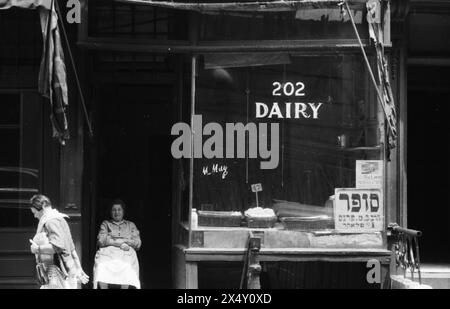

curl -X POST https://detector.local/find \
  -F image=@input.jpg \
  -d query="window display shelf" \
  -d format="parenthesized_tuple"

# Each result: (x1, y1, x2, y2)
(189, 227, 385, 250)
(344, 145, 382, 152)
(182, 246, 392, 263)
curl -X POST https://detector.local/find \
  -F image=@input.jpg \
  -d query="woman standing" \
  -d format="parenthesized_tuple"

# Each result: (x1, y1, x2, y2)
(29, 194, 89, 289)
(93, 199, 142, 289)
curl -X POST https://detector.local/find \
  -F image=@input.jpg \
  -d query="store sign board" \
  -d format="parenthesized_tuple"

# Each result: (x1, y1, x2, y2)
(356, 160, 383, 189)
(334, 188, 384, 232)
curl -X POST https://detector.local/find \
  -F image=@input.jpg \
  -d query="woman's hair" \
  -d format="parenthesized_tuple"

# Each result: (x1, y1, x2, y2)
(110, 199, 126, 213)
(30, 194, 52, 211)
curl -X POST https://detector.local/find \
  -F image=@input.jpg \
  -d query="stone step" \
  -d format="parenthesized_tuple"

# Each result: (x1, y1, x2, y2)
(421, 277, 450, 289)
(397, 264, 450, 289)
(391, 275, 432, 289)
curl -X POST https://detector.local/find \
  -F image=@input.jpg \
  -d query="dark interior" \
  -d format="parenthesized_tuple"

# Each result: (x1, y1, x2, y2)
(408, 65, 450, 263)
(94, 83, 174, 288)
(198, 261, 380, 289)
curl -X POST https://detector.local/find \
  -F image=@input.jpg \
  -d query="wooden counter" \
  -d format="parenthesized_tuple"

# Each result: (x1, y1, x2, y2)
(173, 244, 393, 289)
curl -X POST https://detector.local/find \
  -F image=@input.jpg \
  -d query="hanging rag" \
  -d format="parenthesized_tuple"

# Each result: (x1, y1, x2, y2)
(366, 0, 397, 150)
(38, 0, 70, 145)
(0, 0, 70, 145)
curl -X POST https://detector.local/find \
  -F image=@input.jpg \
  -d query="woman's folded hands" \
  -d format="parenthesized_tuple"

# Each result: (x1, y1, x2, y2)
(120, 238, 138, 251)
(120, 243, 130, 251)
(105, 236, 136, 250)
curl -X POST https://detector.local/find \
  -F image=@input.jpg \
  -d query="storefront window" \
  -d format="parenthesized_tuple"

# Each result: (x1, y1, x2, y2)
(193, 53, 384, 231)
(0, 93, 41, 228)
(198, 10, 368, 41)
(88, 0, 188, 40)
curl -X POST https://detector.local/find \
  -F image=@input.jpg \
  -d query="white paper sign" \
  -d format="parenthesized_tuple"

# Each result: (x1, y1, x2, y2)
(356, 160, 383, 189)
(334, 188, 384, 232)
(251, 183, 262, 193)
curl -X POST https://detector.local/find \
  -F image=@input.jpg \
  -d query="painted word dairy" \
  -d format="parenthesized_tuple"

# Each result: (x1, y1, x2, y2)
(255, 102, 323, 119)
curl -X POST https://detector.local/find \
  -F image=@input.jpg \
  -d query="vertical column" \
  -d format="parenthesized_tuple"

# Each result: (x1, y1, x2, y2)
(186, 262, 199, 289)
(390, 0, 410, 227)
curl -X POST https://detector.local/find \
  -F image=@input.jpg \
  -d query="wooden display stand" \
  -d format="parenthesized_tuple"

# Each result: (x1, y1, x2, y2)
(173, 225, 393, 289)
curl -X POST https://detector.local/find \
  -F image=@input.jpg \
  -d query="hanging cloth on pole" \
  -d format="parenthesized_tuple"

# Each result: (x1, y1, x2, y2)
(39, 0, 70, 145)
(0, 0, 70, 145)
(366, 0, 397, 150)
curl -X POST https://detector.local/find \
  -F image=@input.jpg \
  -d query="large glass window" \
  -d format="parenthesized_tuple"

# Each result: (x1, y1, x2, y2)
(192, 53, 384, 231)
(88, 0, 188, 40)
(0, 9, 41, 89)
(0, 93, 42, 228)
(198, 9, 369, 41)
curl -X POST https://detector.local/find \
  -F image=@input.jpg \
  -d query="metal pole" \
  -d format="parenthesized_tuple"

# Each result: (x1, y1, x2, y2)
(415, 237, 422, 284)
(188, 55, 196, 247)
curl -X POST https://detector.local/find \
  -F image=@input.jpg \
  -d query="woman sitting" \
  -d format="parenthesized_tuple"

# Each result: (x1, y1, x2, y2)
(93, 199, 141, 289)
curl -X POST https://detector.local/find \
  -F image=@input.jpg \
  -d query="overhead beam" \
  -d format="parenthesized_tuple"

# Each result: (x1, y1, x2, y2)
(115, 0, 368, 12)
(77, 37, 371, 53)
(410, 0, 450, 14)
(408, 56, 450, 66)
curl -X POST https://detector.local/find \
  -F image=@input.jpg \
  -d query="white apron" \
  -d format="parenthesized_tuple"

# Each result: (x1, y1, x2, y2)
(93, 246, 140, 289)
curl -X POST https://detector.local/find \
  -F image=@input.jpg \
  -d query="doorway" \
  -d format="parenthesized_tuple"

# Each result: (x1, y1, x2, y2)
(92, 81, 174, 288)
(408, 65, 450, 263)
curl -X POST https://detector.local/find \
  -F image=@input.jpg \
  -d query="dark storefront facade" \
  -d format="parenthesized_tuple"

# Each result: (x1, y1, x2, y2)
(0, 0, 448, 289)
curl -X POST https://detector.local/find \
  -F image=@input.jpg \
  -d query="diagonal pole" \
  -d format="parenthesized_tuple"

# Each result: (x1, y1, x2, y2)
(54, 0, 94, 138)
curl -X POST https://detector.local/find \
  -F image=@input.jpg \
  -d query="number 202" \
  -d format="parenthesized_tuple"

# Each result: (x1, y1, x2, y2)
(272, 82, 305, 97)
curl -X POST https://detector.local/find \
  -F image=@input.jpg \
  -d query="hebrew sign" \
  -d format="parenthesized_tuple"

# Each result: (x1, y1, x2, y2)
(334, 188, 384, 232)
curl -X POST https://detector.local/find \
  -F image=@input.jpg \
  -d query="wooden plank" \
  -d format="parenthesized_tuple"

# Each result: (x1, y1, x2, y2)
(0, 229, 35, 252)
(186, 253, 391, 263)
(0, 255, 35, 277)
(117, 0, 368, 11)
(186, 262, 198, 289)
(172, 245, 187, 289)
(78, 38, 371, 53)
(184, 247, 392, 262)
(92, 72, 176, 85)
(0, 278, 38, 289)
(381, 261, 391, 289)
(408, 57, 450, 66)
(186, 247, 392, 255)
(398, 40, 408, 228)
(410, 0, 450, 14)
